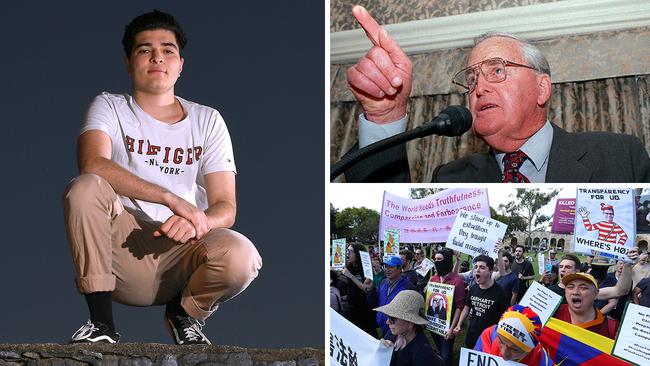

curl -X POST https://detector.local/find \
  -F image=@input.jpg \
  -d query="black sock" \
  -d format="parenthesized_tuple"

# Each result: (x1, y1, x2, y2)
(166, 292, 187, 316)
(84, 291, 115, 331)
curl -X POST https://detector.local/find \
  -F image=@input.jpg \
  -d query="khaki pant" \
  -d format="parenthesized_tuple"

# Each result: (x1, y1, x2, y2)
(63, 174, 262, 321)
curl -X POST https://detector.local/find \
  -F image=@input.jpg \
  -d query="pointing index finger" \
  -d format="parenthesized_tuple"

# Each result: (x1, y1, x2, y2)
(352, 5, 381, 46)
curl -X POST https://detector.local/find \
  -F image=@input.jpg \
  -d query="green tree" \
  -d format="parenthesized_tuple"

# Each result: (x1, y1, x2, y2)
(335, 207, 380, 243)
(409, 188, 444, 199)
(490, 206, 527, 238)
(330, 203, 342, 239)
(501, 189, 560, 246)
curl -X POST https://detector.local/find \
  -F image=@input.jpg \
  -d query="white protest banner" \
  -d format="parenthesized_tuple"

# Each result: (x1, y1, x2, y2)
(459, 348, 526, 366)
(331, 239, 346, 270)
(359, 250, 373, 281)
(573, 188, 636, 261)
(383, 228, 399, 260)
(612, 303, 650, 365)
(446, 210, 506, 258)
(416, 258, 434, 278)
(519, 281, 562, 326)
(379, 188, 490, 243)
(537, 252, 545, 275)
(425, 282, 455, 336)
(330, 308, 392, 366)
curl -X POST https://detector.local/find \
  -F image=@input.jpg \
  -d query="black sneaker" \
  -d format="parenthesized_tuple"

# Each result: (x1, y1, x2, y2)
(69, 320, 120, 344)
(165, 311, 211, 345)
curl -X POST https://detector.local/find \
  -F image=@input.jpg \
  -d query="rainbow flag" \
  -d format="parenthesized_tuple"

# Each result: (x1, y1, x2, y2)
(540, 318, 631, 366)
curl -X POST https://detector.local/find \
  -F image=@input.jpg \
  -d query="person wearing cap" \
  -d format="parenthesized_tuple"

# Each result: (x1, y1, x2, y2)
(374, 290, 444, 366)
(578, 203, 628, 246)
(453, 255, 509, 349)
(552, 272, 618, 338)
(590, 257, 618, 315)
(547, 248, 560, 267)
(365, 256, 416, 338)
(579, 254, 594, 273)
(400, 249, 422, 291)
(427, 248, 466, 365)
(475, 305, 550, 365)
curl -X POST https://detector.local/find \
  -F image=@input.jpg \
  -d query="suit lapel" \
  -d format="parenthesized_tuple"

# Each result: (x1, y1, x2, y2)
(546, 124, 593, 182)
(470, 153, 502, 182)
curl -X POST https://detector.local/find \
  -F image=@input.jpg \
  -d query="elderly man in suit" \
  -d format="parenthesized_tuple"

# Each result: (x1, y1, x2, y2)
(343, 6, 650, 183)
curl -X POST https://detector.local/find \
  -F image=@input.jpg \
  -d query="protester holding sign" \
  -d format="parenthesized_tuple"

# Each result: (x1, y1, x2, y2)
(496, 251, 519, 306)
(374, 290, 444, 366)
(366, 256, 416, 338)
(474, 305, 550, 365)
(552, 272, 618, 339)
(454, 255, 509, 349)
(590, 258, 618, 315)
(511, 245, 535, 302)
(338, 243, 378, 337)
(427, 248, 466, 366)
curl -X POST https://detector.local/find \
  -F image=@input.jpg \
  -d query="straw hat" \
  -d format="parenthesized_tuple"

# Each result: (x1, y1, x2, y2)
(591, 256, 615, 267)
(374, 290, 428, 325)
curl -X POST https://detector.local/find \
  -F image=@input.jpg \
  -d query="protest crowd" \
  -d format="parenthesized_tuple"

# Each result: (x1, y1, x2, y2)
(331, 235, 650, 366)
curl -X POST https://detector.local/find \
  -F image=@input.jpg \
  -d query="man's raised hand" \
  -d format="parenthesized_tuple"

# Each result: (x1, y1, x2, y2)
(347, 5, 412, 123)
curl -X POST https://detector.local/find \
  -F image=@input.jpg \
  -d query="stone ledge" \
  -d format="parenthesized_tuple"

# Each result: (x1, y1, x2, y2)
(0, 344, 323, 366)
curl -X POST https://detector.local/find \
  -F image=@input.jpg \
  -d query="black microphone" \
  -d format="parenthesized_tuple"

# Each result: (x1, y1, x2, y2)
(330, 105, 472, 181)
(410, 105, 472, 139)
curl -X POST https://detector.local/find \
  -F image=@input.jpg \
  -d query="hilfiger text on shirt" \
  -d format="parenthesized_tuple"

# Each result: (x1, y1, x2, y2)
(125, 135, 203, 175)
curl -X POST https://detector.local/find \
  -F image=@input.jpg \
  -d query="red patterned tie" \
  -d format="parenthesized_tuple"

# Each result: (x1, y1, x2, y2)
(502, 150, 530, 183)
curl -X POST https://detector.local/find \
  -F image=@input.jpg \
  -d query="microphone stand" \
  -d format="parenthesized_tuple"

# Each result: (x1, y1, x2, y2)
(330, 122, 441, 181)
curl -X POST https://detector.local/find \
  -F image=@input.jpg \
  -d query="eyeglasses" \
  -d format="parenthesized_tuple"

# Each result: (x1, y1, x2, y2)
(452, 57, 538, 93)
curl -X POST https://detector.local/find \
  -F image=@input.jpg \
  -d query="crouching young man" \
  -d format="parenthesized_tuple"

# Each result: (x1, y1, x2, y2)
(63, 10, 262, 344)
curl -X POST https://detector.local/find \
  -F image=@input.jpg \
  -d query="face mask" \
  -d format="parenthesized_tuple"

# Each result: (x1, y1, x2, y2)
(435, 257, 452, 276)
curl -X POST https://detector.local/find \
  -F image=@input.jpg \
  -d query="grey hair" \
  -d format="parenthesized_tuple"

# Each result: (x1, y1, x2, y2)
(473, 32, 551, 78)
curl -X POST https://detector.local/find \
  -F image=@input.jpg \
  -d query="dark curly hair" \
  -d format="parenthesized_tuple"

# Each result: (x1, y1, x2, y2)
(122, 10, 187, 58)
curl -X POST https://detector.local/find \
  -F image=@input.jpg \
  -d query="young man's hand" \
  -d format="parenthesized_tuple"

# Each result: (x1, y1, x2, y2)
(154, 215, 196, 244)
(163, 193, 210, 240)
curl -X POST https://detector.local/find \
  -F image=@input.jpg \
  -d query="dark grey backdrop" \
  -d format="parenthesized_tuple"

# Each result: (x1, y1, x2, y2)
(0, 1, 324, 347)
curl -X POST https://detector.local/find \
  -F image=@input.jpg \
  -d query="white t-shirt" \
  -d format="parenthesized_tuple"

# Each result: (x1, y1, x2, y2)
(81, 92, 236, 222)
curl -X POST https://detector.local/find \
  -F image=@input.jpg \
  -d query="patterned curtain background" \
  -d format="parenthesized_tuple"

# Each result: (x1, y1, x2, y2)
(331, 75, 650, 182)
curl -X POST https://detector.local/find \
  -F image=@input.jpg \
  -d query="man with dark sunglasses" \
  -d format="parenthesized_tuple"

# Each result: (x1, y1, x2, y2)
(343, 5, 650, 183)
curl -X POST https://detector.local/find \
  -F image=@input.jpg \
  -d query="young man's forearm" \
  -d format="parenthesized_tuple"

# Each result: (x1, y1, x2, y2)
(81, 156, 174, 205)
(204, 201, 236, 230)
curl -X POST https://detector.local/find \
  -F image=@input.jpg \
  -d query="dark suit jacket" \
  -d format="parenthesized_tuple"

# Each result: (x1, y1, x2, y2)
(344, 124, 650, 183)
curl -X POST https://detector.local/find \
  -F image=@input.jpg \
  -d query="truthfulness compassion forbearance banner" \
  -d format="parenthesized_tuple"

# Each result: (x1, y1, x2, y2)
(379, 188, 490, 244)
